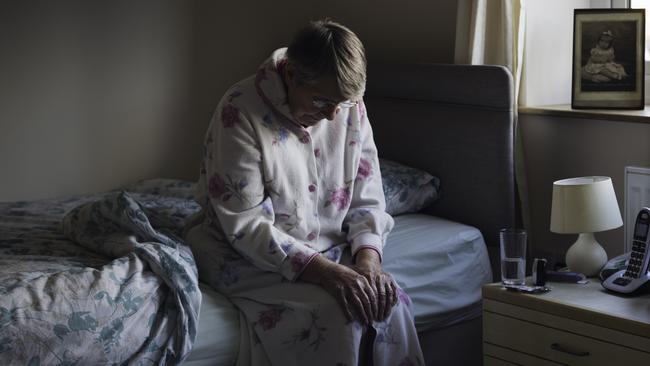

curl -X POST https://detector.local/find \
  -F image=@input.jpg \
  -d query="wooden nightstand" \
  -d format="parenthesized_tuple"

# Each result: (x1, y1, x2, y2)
(482, 280, 650, 365)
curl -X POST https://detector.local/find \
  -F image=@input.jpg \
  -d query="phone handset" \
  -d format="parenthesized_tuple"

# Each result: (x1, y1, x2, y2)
(602, 207, 650, 294)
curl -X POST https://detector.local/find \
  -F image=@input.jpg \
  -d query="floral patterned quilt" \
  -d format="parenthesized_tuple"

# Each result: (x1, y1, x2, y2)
(0, 179, 202, 365)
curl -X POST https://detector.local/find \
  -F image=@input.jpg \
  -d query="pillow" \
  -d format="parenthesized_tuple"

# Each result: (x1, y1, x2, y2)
(379, 159, 440, 216)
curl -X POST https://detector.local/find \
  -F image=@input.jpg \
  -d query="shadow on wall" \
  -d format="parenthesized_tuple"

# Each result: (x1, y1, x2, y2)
(0, 0, 456, 202)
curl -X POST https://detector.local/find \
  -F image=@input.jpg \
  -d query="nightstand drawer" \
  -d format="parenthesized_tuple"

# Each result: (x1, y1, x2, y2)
(484, 355, 518, 366)
(484, 343, 563, 365)
(484, 311, 650, 365)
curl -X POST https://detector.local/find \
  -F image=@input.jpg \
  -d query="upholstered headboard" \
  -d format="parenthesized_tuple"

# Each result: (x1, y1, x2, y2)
(365, 64, 517, 259)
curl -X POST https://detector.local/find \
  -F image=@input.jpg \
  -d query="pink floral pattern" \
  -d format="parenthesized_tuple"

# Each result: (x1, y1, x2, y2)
(325, 187, 351, 211)
(257, 308, 284, 331)
(356, 158, 372, 181)
(221, 104, 241, 128)
(208, 173, 226, 198)
(207, 173, 248, 203)
(299, 132, 311, 144)
(397, 287, 411, 307)
(283, 307, 327, 351)
(290, 251, 311, 273)
(358, 101, 366, 121)
(254, 68, 272, 107)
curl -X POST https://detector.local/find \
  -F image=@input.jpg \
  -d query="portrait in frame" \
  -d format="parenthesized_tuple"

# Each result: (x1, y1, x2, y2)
(572, 9, 645, 109)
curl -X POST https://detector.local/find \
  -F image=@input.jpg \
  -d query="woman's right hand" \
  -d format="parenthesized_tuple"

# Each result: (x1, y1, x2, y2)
(299, 255, 376, 325)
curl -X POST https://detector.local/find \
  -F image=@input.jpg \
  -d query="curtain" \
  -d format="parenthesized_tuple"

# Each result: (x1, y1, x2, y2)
(455, 0, 532, 249)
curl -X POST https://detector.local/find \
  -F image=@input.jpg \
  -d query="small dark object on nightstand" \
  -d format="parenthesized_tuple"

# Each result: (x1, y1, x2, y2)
(532, 258, 547, 286)
(546, 270, 586, 283)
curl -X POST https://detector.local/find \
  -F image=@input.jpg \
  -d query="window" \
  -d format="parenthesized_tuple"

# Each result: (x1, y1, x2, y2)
(630, 0, 650, 71)
(522, 0, 650, 106)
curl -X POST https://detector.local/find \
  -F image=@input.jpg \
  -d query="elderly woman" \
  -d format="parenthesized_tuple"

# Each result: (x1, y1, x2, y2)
(185, 20, 423, 365)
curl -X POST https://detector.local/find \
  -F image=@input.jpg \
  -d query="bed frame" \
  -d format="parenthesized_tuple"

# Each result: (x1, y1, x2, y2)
(365, 63, 517, 365)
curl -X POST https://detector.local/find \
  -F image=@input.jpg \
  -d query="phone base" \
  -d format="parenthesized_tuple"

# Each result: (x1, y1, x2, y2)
(602, 269, 650, 295)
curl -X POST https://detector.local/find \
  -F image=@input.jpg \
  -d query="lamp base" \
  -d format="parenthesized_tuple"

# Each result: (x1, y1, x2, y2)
(565, 232, 608, 277)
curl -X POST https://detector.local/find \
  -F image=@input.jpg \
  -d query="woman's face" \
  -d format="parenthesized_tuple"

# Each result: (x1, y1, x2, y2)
(284, 65, 347, 127)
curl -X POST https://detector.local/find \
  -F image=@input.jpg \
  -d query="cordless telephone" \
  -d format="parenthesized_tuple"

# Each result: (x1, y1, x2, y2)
(602, 207, 650, 294)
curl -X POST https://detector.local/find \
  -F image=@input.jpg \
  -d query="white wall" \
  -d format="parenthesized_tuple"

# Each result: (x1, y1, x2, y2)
(0, 1, 196, 201)
(0, 0, 456, 201)
(0, 0, 457, 202)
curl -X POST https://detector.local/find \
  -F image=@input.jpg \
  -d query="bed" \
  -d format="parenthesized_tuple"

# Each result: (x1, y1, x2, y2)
(0, 63, 516, 365)
(364, 63, 517, 365)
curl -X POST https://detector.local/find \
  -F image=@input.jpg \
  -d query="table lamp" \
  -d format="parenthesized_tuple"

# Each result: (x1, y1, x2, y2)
(550, 176, 623, 277)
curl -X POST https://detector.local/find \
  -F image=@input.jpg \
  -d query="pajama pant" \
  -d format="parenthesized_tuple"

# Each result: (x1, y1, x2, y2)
(186, 225, 423, 366)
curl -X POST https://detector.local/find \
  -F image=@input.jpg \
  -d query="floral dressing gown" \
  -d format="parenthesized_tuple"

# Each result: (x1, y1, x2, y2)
(187, 48, 424, 366)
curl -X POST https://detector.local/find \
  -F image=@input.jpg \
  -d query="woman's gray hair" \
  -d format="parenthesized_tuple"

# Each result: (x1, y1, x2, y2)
(286, 20, 367, 101)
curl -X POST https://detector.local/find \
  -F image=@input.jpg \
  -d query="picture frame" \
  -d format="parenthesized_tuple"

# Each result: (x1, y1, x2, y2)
(572, 9, 645, 109)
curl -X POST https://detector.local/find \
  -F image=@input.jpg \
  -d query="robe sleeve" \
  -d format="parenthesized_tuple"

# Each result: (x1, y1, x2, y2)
(344, 101, 395, 261)
(203, 100, 319, 281)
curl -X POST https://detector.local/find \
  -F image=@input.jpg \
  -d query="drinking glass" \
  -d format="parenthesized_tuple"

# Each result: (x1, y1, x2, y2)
(500, 228, 527, 285)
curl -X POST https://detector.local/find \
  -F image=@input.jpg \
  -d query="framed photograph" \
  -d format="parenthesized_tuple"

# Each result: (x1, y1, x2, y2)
(572, 9, 645, 109)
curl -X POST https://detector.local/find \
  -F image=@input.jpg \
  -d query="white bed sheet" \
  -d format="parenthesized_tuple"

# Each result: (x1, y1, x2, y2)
(383, 214, 493, 331)
(183, 283, 239, 366)
(185, 214, 492, 364)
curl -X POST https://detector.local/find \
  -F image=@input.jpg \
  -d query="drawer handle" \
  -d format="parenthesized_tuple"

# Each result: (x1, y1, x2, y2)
(550, 343, 590, 357)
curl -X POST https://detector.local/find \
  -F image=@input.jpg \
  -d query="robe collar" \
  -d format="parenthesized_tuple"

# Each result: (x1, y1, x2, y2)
(254, 48, 304, 129)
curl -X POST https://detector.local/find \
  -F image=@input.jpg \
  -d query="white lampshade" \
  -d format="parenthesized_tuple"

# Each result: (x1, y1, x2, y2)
(550, 176, 623, 276)
(551, 177, 623, 233)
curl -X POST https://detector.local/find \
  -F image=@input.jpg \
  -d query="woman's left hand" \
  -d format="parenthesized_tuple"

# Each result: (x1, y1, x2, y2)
(352, 249, 398, 322)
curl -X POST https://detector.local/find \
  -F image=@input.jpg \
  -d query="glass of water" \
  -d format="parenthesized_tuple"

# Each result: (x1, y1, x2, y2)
(499, 228, 527, 285)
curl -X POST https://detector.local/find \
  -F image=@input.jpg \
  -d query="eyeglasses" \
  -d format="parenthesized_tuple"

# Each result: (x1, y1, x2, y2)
(312, 98, 358, 110)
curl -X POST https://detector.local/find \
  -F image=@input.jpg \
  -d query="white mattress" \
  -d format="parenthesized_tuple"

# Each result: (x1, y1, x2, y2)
(382, 214, 493, 331)
(185, 214, 492, 364)
(183, 283, 239, 366)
